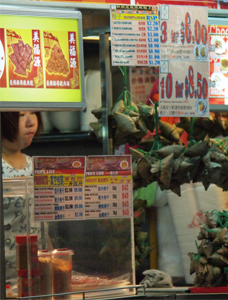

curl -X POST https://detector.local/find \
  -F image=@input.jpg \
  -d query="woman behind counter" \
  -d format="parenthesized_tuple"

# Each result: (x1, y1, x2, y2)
(1, 111, 43, 285)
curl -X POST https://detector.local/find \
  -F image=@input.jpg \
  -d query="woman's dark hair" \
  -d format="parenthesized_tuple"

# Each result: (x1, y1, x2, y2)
(1, 112, 43, 142)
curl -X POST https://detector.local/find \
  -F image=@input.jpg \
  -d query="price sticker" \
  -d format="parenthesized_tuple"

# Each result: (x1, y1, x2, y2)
(160, 5, 208, 61)
(159, 60, 209, 117)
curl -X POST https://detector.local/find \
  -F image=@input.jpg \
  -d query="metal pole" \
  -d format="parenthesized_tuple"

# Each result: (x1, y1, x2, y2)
(99, 32, 113, 155)
(0, 112, 6, 299)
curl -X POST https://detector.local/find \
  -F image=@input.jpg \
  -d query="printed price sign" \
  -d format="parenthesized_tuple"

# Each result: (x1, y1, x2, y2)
(110, 5, 160, 66)
(160, 5, 208, 61)
(85, 155, 133, 219)
(159, 5, 209, 117)
(159, 60, 209, 117)
(34, 156, 85, 221)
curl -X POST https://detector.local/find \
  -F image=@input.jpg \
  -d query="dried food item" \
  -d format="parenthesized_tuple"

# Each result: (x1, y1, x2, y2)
(151, 153, 174, 189)
(137, 104, 155, 133)
(212, 227, 228, 246)
(208, 253, 228, 268)
(215, 112, 228, 132)
(193, 125, 207, 141)
(46, 44, 69, 75)
(184, 140, 211, 157)
(217, 244, 228, 258)
(156, 145, 185, 159)
(16, 235, 38, 270)
(17, 269, 40, 297)
(137, 156, 156, 181)
(9, 40, 33, 76)
(52, 249, 74, 300)
(203, 240, 215, 258)
(91, 108, 102, 120)
(38, 250, 52, 300)
(205, 211, 220, 229)
(158, 121, 181, 143)
(176, 117, 190, 134)
(139, 134, 172, 152)
(129, 148, 145, 162)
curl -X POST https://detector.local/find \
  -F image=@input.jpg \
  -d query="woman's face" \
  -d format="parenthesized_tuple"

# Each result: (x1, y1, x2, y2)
(17, 111, 38, 149)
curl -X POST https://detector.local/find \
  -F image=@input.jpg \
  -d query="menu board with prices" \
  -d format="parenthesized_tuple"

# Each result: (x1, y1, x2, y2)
(208, 25, 228, 105)
(0, 9, 85, 109)
(85, 156, 133, 219)
(110, 5, 160, 66)
(130, 66, 159, 104)
(34, 157, 85, 221)
(159, 5, 209, 117)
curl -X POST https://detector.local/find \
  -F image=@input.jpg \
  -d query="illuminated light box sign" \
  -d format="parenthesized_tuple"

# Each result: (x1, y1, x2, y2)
(0, 7, 85, 110)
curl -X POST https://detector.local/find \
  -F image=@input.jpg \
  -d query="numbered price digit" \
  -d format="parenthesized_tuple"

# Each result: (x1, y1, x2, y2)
(185, 12, 191, 44)
(195, 20, 200, 44)
(122, 200, 129, 207)
(121, 184, 129, 191)
(185, 65, 208, 100)
(122, 209, 130, 216)
(122, 192, 129, 200)
(160, 21, 167, 43)
(160, 73, 173, 99)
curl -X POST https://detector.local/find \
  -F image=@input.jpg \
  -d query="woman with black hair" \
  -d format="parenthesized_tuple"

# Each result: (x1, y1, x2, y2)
(1, 111, 44, 287)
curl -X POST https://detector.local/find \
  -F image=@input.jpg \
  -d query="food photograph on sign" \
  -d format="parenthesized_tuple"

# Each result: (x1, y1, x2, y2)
(44, 30, 79, 90)
(6, 28, 43, 89)
(209, 26, 228, 104)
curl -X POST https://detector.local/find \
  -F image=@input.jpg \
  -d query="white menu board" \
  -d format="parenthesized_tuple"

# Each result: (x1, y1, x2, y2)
(110, 5, 160, 66)
(159, 5, 209, 117)
(85, 155, 133, 219)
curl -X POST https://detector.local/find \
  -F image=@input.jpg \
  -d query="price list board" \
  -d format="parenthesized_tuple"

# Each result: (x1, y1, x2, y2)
(33, 156, 85, 221)
(110, 5, 160, 66)
(159, 5, 209, 117)
(85, 155, 133, 219)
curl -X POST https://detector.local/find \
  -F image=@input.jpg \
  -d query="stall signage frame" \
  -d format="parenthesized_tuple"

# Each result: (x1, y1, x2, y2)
(0, 6, 85, 110)
(110, 5, 160, 67)
(159, 5, 210, 118)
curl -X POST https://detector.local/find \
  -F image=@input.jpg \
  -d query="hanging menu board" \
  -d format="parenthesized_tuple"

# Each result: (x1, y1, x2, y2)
(159, 5, 209, 117)
(0, 7, 85, 110)
(34, 156, 86, 221)
(85, 156, 133, 219)
(33, 155, 133, 221)
(208, 25, 228, 105)
(110, 5, 160, 66)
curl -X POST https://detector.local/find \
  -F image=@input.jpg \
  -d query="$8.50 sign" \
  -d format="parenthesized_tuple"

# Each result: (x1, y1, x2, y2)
(159, 60, 209, 117)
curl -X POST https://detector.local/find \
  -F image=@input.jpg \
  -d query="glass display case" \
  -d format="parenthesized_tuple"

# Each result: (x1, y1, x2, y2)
(3, 176, 136, 299)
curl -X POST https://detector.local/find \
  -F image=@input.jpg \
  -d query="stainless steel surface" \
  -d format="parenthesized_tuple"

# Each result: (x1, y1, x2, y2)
(17, 285, 145, 300)
(0, 113, 6, 300)
(99, 31, 113, 155)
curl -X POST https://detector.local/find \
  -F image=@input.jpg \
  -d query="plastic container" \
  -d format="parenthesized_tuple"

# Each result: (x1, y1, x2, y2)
(17, 269, 40, 297)
(52, 248, 74, 300)
(16, 235, 38, 270)
(38, 250, 52, 299)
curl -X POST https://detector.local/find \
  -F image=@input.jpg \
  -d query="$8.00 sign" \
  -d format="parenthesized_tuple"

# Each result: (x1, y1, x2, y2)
(159, 60, 209, 117)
